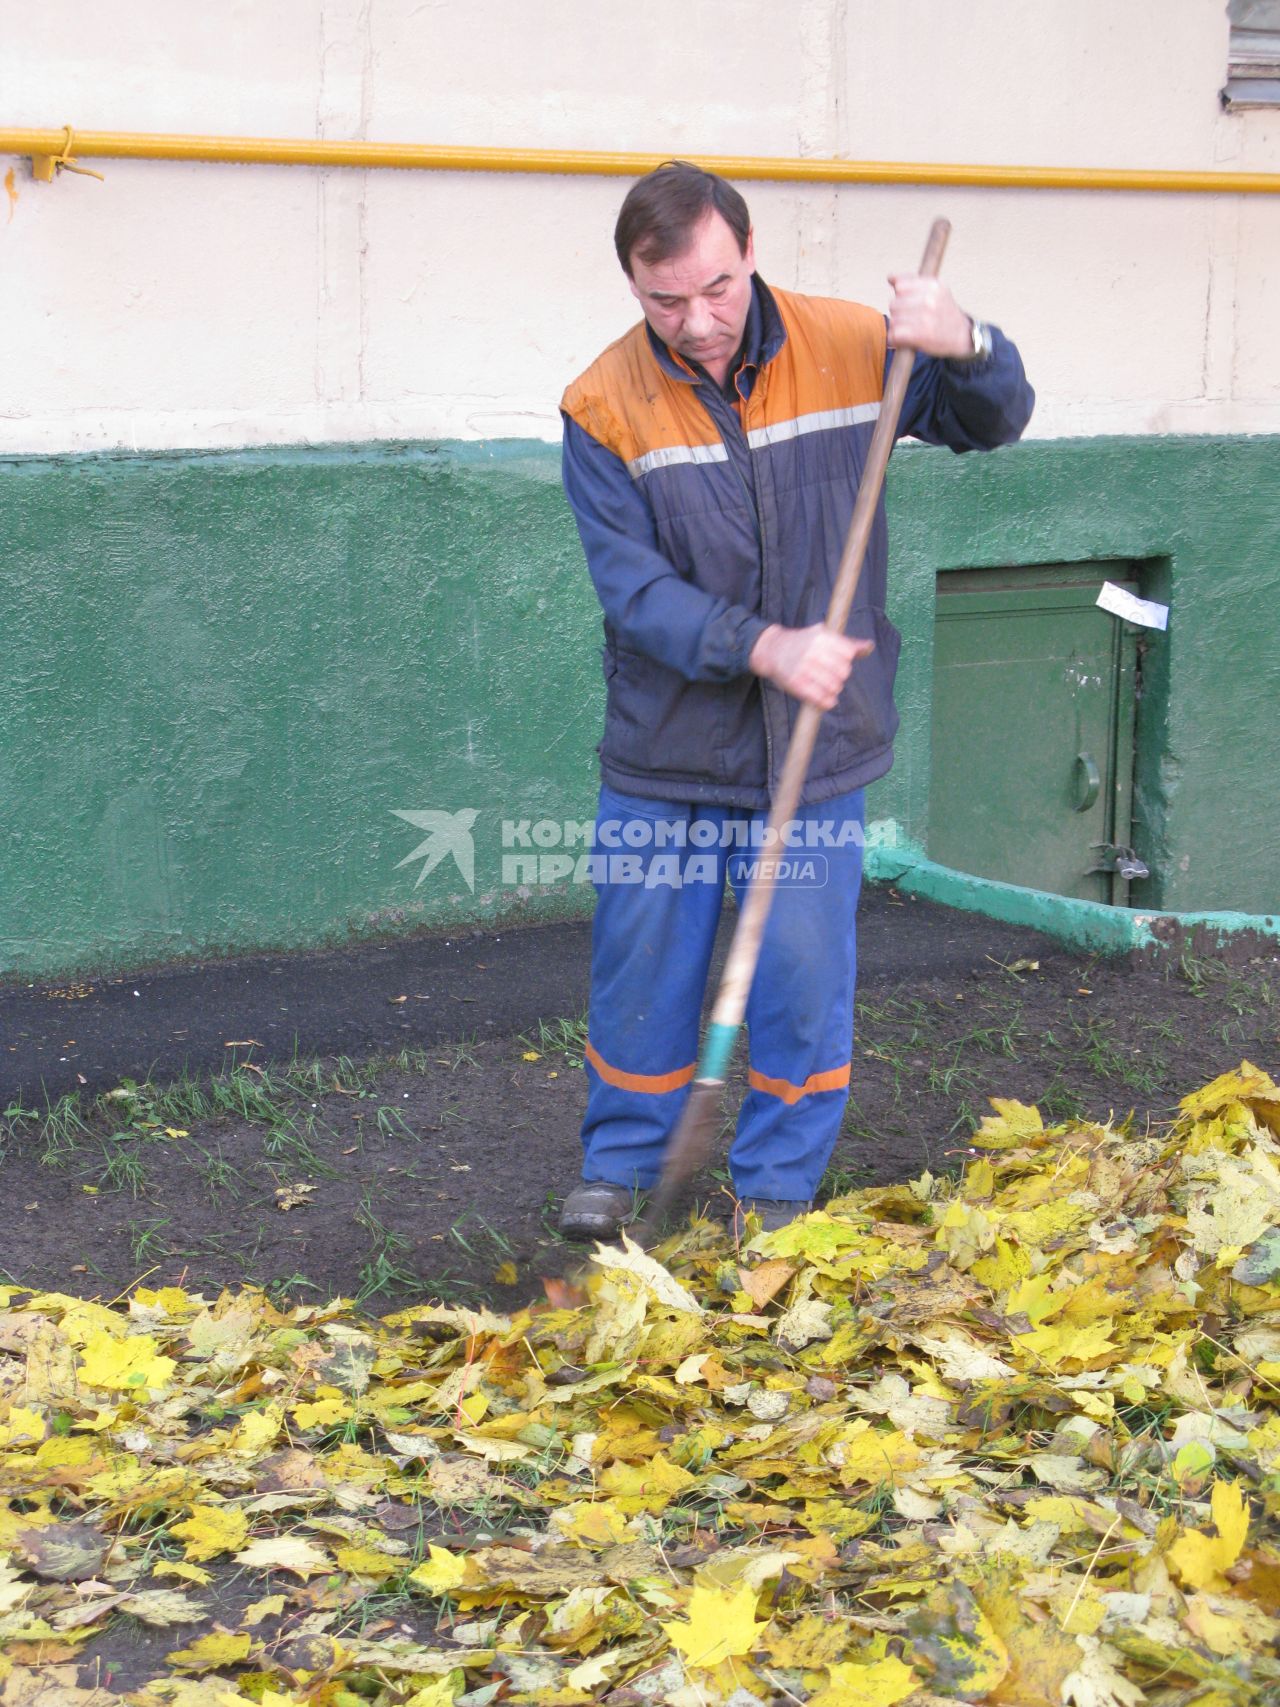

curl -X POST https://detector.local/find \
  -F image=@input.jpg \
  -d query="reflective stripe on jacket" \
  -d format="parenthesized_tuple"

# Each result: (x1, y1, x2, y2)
(561, 278, 1034, 807)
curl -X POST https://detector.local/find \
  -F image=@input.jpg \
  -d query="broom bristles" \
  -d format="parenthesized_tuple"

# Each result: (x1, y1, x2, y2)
(631, 1077, 724, 1247)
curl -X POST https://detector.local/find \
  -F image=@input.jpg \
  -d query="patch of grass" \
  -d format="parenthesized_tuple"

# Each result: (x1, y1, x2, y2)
(946, 1095, 983, 1137)
(1038, 1077, 1086, 1124)
(1067, 1013, 1129, 1080)
(99, 1139, 152, 1198)
(924, 1048, 983, 1101)
(3, 1092, 95, 1167)
(957, 1009, 1024, 1058)
(262, 1113, 336, 1176)
(280, 1052, 328, 1096)
(434, 1035, 481, 1073)
(145, 1070, 214, 1126)
(1067, 1013, 1162, 1094)
(818, 1159, 873, 1199)
(526, 1014, 588, 1069)
(448, 1211, 516, 1264)
(839, 1094, 885, 1142)
(1143, 1015, 1185, 1048)
(388, 1047, 433, 1076)
(354, 1193, 421, 1304)
(538, 1189, 571, 1242)
(129, 1218, 172, 1266)
(1176, 951, 1274, 1017)
(412, 1268, 491, 1306)
(264, 1271, 323, 1306)
(188, 1229, 258, 1283)
(375, 1103, 421, 1141)
(194, 1146, 244, 1198)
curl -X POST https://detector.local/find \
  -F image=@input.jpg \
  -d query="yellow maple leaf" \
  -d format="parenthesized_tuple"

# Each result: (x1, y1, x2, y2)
(837, 1424, 925, 1487)
(291, 1395, 352, 1430)
(402, 1682, 460, 1707)
(551, 1499, 632, 1547)
(973, 1098, 1044, 1149)
(171, 1504, 249, 1563)
(597, 1454, 696, 1513)
(335, 1543, 400, 1578)
(971, 1237, 1032, 1291)
(78, 1331, 175, 1392)
(233, 1535, 331, 1577)
(935, 1200, 996, 1269)
(907, 1582, 1010, 1697)
(566, 1651, 624, 1691)
(166, 1630, 254, 1670)
(808, 1654, 918, 1706)
(975, 1572, 1082, 1706)
(241, 1593, 285, 1624)
(765, 1611, 849, 1669)
(409, 1544, 469, 1595)
(231, 1404, 283, 1455)
(662, 1580, 760, 1669)
(1168, 1479, 1250, 1589)
(1013, 1319, 1119, 1368)
(119, 1587, 208, 1627)
(1180, 1061, 1280, 1120)
(153, 1560, 213, 1586)
(799, 1498, 878, 1543)
(1004, 1271, 1061, 1325)
(0, 1408, 46, 1449)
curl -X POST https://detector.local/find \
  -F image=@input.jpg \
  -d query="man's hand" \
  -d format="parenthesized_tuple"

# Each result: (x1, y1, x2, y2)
(887, 272, 973, 359)
(749, 623, 873, 710)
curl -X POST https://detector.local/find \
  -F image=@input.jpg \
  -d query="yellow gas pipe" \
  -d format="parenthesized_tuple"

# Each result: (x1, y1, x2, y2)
(3, 127, 1279, 194)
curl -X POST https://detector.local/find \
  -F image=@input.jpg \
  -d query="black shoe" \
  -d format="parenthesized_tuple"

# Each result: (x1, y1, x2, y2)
(558, 1181, 639, 1242)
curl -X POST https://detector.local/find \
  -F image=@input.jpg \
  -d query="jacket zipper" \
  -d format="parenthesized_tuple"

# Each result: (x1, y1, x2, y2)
(704, 381, 777, 799)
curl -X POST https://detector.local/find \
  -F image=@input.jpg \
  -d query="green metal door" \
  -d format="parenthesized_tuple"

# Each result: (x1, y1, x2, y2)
(928, 563, 1140, 903)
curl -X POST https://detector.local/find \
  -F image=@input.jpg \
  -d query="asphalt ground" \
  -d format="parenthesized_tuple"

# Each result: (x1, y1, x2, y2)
(0, 886, 1062, 1105)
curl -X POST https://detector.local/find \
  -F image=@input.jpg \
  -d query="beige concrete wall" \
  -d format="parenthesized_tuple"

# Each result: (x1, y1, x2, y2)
(3, 0, 1277, 453)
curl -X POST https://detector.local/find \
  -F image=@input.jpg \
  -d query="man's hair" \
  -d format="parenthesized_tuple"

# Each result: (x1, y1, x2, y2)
(614, 161, 751, 276)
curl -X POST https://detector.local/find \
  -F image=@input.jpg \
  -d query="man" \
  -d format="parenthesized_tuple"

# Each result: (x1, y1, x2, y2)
(558, 162, 1033, 1240)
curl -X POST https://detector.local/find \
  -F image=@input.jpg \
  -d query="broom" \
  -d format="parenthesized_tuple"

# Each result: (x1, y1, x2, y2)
(632, 217, 952, 1247)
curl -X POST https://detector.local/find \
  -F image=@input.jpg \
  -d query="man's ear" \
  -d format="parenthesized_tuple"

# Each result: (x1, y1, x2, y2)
(745, 227, 756, 273)
(626, 272, 642, 305)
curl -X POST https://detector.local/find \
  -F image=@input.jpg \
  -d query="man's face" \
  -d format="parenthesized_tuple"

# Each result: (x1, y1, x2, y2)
(627, 211, 756, 384)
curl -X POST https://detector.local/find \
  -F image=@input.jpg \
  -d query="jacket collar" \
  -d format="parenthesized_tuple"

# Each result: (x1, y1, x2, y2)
(644, 275, 788, 387)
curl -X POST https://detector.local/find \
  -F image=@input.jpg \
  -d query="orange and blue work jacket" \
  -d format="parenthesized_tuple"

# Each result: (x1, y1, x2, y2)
(560, 275, 1033, 807)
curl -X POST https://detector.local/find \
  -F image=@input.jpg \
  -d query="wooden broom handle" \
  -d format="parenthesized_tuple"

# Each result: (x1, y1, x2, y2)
(709, 217, 952, 1030)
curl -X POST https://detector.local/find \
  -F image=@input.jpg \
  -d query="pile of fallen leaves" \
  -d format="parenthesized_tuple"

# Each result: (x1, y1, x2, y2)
(3, 1065, 1280, 1707)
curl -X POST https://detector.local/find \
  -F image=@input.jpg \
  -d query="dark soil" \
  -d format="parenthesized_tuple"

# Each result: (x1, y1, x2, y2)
(2, 887, 1277, 1314)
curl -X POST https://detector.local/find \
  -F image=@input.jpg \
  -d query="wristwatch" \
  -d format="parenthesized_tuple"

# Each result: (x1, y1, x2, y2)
(962, 316, 994, 363)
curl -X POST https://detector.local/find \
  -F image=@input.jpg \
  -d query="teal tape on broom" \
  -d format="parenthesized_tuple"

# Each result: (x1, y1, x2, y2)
(698, 1021, 738, 1085)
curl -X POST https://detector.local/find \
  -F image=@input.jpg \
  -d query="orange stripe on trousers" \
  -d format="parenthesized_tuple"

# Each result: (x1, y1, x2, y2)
(747, 1063, 852, 1105)
(585, 1039, 697, 1095)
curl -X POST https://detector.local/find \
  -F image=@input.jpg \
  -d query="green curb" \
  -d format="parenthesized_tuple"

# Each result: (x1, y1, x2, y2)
(865, 829, 1280, 957)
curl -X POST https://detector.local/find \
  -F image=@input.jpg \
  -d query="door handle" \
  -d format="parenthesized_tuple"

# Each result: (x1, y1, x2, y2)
(1074, 751, 1101, 813)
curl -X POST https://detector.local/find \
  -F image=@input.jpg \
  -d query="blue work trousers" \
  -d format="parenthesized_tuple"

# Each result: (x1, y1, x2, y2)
(580, 784, 864, 1202)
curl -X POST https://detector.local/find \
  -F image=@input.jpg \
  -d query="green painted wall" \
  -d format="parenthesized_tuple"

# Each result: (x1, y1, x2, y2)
(2, 435, 1277, 979)
(881, 436, 1280, 916)
(1, 444, 601, 978)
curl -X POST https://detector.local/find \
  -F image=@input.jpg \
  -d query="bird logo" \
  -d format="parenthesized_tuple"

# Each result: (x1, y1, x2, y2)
(392, 808, 479, 891)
